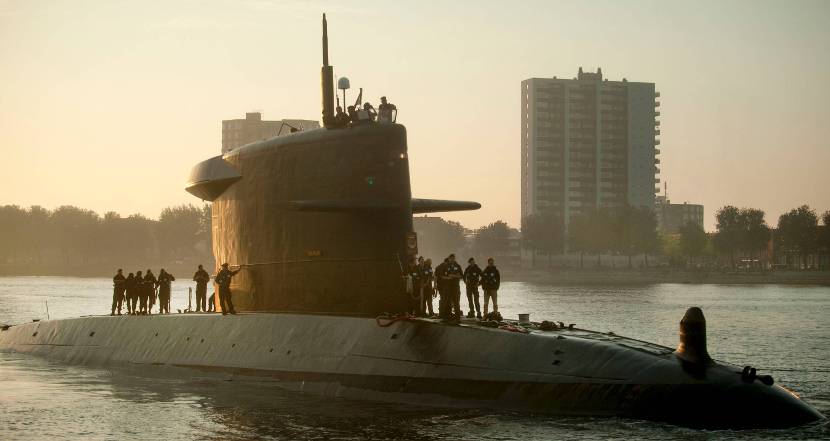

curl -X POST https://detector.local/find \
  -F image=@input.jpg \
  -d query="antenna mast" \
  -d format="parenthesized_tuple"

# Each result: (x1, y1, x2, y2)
(320, 14, 335, 128)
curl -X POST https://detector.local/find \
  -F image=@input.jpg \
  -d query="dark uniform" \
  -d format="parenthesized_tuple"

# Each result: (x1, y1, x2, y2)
(157, 270, 175, 314)
(143, 270, 157, 314)
(124, 273, 137, 314)
(434, 259, 448, 318)
(420, 261, 435, 316)
(215, 265, 239, 315)
(463, 262, 483, 318)
(135, 271, 146, 314)
(111, 270, 126, 315)
(408, 262, 422, 315)
(481, 263, 501, 317)
(193, 266, 210, 312)
(443, 260, 463, 318)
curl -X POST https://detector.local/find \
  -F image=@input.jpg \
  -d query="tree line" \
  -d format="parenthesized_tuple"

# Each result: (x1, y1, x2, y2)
(674, 205, 830, 269)
(0, 204, 213, 273)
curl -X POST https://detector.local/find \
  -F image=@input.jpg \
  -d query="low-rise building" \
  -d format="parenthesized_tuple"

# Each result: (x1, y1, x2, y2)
(222, 112, 319, 154)
(655, 195, 703, 234)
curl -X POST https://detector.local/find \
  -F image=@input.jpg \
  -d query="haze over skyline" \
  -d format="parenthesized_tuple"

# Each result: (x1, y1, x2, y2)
(1, 0, 828, 230)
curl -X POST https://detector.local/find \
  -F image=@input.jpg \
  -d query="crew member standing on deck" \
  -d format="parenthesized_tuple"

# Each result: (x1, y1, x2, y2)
(409, 258, 423, 315)
(215, 263, 239, 315)
(124, 272, 137, 315)
(434, 258, 449, 318)
(157, 269, 175, 314)
(481, 257, 501, 318)
(144, 269, 157, 314)
(110, 269, 126, 316)
(463, 258, 483, 319)
(421, 258, 435, 317)
(193, 264, 210, 312)
(444, 254, 464, 319)
(135, 271, 146, 314)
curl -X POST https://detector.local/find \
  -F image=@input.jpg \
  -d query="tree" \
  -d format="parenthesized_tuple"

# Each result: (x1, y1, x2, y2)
(679, 222, 708, 266)
(713, 206, 742, 268)
(413, 216, 467, 260)
(740, 208, 770, 269)
(473, 221, 511, 258)
(616, 206, 659, 268)
(777, 205, 818, 269)
(522, 212, 564, 267)
(820, 211, 830, 268)
(156, 204, 204, 260)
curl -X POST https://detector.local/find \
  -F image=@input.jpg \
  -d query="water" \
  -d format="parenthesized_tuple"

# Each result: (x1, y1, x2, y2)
(0, 277, 828, 440)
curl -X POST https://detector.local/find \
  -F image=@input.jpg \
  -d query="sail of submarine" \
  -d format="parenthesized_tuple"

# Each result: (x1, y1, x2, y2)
(0, 14, 824, 430)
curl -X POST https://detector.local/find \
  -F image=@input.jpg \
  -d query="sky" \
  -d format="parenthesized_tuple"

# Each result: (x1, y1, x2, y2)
(1, 0, 828, 231)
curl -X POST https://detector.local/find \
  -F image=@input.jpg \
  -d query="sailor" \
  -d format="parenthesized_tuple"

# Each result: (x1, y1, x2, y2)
(111, 269, 126, 316)
(124, 272, 137, 315)
(420, 258, 435, 317)
(135, 270, 146, 314)
(481, 257, 501, 318)
(434, 257, 449, 318)
(447, 254, 464, 318)
(215, 263, 240, 315)
(408, 259, 422, 315)
(335, 106, 349, 127)
(377, 96, 397, 123)
(157, 269, 175, 314)
(357, 103, 378, 122)
(347, 105, 358, 123)
(463, 258, 483, 319)
(193, 264, 210, 312)
(144, 269, 157, 314)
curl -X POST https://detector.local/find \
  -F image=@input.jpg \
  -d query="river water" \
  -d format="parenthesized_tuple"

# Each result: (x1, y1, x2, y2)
(0, 277, 827, 440)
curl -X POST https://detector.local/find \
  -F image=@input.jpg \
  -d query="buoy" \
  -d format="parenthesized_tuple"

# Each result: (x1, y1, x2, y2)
(674, 307, 713, 365)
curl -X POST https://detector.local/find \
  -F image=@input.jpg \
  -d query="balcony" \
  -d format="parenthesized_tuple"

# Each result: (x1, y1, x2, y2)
(655, 101, 660, 107)
(655, 91, 661, 98)
(655, 119, 661, 126)
(654, 157, 660, 164)
(655, 129, 661, 135)
(655, 148, 661, 155)
(654, 177, 661, 183)
(655, 139, 660, 145)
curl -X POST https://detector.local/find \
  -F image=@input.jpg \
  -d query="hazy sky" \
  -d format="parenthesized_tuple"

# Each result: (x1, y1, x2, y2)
(1, 0, 828, 230)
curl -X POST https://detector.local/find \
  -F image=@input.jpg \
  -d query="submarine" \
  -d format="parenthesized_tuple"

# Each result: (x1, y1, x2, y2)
(0, 15, 824, 430)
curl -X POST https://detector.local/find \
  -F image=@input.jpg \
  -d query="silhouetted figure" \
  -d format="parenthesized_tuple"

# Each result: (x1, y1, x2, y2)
(420, 258, 435, 317)
(144, 269, 157, 314)
(481, 258, 501, 317)
(111, 269, 126, 316)
(377, 96, 397, 123)
(157, 269, 175, 314)
(359, 102, 377, 122)
(136, 270, 147, 314)
(441, 254, 463, 319)
(193, 264, 210, 312)
(347, 105, 358, 123)
(434, 258, 449, 318)
(464, 258, 483, 319)
(335, 106, 349, 127)
(215, 263, 239, 315)
(124, 272, 137, 315)
(208, 291, 216, 312)
(408, 259, 422, 315)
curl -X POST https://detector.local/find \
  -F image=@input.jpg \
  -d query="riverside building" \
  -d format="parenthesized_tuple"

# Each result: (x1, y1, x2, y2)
(521, 68, 660, 236)
(222, 112, 319, 153)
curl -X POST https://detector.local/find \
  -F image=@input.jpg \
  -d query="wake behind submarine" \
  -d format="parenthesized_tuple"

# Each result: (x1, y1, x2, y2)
(0, 14, 824, 430)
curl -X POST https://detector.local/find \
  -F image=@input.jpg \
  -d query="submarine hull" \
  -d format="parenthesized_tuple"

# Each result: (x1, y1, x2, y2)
(0, 314, 822, 429)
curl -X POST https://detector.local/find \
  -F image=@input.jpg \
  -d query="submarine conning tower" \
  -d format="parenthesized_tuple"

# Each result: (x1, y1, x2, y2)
(185, 14, 479, 315)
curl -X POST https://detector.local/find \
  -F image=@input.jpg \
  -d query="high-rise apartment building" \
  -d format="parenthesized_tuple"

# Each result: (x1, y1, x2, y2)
(222, 112, 319, 154)
(521, 68, 660, 233)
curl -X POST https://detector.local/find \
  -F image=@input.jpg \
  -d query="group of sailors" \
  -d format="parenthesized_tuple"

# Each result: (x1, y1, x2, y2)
(408, 254, 501, 321)
(333, 96, 397, 127)
(110, 263, 240, 316)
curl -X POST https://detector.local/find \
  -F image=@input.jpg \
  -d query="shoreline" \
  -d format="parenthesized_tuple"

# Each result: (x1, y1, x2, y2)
(503, 269, 830, 286)
(1, 265, 829, 286)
